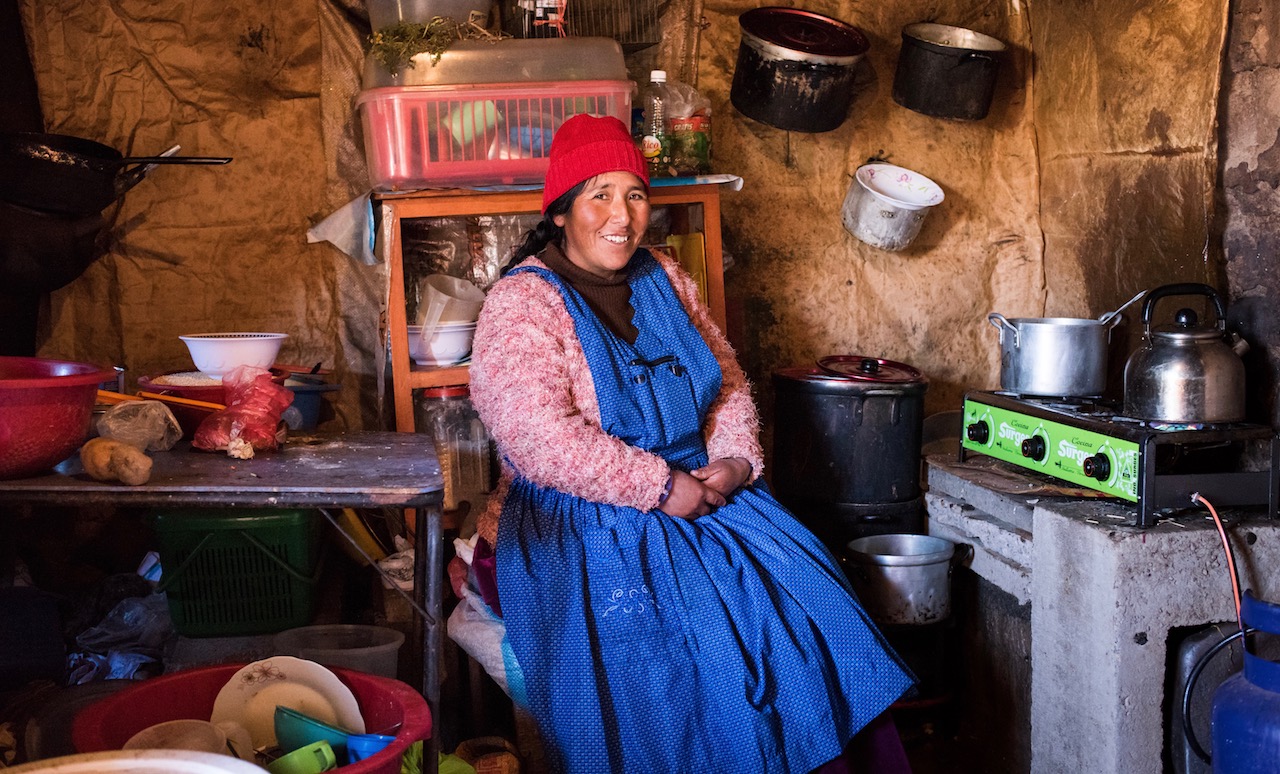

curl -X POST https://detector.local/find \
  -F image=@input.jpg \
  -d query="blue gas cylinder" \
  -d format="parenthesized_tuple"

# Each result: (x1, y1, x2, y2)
(1211, 590, 1280, 772)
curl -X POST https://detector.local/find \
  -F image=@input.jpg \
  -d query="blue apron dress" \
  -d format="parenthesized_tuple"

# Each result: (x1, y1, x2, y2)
(496, 251, 913, 773)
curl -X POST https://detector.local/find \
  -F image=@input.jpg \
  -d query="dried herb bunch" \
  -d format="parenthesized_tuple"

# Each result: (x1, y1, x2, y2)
(368, 13, 507, 73)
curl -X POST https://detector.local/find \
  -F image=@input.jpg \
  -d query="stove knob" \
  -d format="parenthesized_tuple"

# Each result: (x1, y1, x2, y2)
(1021, 436, 1047, 461)
(966, 421, 989, 444)
(1083, 452, 1111, 481)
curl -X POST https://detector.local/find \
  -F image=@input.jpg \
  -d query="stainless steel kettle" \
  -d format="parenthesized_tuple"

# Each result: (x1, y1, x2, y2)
(1123, 283, 1246, 423)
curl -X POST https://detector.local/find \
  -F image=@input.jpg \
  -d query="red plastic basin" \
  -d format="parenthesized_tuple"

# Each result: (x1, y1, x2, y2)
(72, 663, 431, 774)
(0, 356, 116, 480)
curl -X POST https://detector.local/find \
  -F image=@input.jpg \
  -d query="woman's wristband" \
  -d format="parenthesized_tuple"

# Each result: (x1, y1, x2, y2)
(657, 471, 674, 506)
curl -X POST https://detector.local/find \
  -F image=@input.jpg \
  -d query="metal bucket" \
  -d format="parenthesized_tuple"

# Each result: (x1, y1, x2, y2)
(845, 533, 956, 625)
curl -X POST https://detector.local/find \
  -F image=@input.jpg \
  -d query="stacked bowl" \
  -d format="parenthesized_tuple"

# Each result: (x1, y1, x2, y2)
(408, 275, 484, 367)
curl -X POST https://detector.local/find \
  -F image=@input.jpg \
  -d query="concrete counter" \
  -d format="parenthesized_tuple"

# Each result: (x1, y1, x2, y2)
(925, 455, 1280, 773)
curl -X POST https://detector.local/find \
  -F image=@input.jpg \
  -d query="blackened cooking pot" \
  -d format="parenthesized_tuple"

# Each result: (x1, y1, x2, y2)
(892, 23, 1007, 120)
(730, 7, 869, 133)
(0, 132, 231, 216)
(771, 356, 928, 549)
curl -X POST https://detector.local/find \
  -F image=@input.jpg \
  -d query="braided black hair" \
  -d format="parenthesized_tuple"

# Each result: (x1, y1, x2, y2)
(501, 180, 587, 275)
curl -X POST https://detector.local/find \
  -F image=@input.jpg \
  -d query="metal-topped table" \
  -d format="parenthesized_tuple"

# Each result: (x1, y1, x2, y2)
(0, 431, 445, 773)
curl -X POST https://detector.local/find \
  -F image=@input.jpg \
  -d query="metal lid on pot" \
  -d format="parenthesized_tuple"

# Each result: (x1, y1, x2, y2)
(817, 355, 925, 384)
(739, 7, 869, 63)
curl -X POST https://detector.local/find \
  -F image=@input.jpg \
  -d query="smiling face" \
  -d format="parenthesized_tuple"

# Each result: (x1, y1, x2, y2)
(553, 171, 651, 279)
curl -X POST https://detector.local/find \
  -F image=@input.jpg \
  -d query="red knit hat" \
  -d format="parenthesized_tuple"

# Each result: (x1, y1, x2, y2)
(541, 114, 648, 213)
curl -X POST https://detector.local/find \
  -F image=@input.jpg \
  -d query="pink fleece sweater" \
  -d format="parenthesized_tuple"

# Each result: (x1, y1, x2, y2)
(469, 250, 765, 547)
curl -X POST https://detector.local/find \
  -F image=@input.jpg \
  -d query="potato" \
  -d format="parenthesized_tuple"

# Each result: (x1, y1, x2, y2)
(80, 437, 154, 486)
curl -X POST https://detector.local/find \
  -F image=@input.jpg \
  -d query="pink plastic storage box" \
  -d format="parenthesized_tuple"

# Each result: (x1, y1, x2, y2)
(357, 80, 633, 190)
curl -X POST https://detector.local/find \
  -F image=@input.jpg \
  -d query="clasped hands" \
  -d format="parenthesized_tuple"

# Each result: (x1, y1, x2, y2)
(659, 457, 753, 520)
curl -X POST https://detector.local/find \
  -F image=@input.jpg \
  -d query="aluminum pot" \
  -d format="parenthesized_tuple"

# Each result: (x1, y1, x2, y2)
(1123, 283, 1246, 423)
(845, 533, 956, 625)
(892, 22, 1007, 121)
(729, 7, 869, 133)
(988, 311, 1123, 397)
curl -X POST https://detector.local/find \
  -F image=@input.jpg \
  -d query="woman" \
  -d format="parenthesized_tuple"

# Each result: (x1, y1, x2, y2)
(469, 114, 913, 773)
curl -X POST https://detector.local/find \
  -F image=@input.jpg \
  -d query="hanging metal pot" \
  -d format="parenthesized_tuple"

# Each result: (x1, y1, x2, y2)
(892, 23, 1007, 121)
(1123, 283, 1247, 423)
(730, 7, 870, 133)
(0, 132, 232, 216)
(841, 162, 945, 251)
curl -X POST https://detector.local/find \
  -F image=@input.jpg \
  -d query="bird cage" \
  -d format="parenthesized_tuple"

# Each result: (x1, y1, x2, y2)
(511, 0, 664, 50)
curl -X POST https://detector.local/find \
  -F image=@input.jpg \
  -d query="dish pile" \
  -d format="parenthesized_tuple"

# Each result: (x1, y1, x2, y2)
(72, 661, 430, 774)
(89, 656, 387, 771)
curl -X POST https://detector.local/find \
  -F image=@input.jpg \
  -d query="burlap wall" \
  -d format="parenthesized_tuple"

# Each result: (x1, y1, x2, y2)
(20, 0, 1228, 432)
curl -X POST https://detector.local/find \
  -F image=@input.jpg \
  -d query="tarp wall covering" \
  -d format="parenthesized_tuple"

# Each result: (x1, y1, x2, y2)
(19, 0, 1229, 430)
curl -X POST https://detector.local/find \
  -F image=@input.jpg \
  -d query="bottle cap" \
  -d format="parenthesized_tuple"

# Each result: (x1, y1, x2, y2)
(650, 69, 667, 82)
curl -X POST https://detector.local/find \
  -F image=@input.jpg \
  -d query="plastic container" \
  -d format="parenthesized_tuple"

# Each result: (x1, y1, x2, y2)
(0, 356, 118, 480)
(357, 79, 632, 190)
(365, 0, 493, 31)
(152, 509, 324, 637)
(3, 750, 265, 773)
(273, 625, 405, 679)
(415, 385, 491, 512)
(283, 376, 340, 430)
(362, 37, 626, 89)
(275, 705, 351, 758)
(346, 733, 395, 763)
(72, 663, 431, 774)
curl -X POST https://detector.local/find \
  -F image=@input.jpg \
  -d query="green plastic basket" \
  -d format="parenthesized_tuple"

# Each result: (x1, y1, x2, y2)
(152, 508, 324, 637)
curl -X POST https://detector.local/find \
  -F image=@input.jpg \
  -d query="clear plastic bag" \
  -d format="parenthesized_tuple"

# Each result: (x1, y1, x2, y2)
(75, 593, 173, 658)
(96, 400, 183, 452)
(663, 79, 712, 176)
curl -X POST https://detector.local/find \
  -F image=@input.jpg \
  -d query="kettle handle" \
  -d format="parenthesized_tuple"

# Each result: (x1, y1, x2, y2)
(1140, 283, 1227, 334)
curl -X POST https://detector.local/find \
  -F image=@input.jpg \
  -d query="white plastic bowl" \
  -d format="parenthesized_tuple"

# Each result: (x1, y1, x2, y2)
(179, 333, 287, 379)
(407, 323, 476, 366)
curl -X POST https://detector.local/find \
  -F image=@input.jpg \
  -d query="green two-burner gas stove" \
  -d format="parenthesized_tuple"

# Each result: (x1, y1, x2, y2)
(959, 390, 1279, 527)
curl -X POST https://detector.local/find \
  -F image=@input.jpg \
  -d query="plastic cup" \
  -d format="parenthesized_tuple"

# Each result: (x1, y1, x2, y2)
(267, 739, 337, 774)
(417, 274, 485, 325)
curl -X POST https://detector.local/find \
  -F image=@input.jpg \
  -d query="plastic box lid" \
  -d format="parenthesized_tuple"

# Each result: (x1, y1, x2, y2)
(362, 36, 627, 88)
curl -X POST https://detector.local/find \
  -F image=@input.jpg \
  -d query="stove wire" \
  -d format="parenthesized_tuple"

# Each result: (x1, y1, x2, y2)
(1190, 492, 1243, 635)
(1178, 491, 1249, 765)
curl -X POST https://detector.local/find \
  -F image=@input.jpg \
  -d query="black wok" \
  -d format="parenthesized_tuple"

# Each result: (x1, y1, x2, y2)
(0, 132, 232, 216)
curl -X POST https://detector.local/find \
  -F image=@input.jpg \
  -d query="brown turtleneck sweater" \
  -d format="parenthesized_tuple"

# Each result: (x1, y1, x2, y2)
(539, 241, 639, 344)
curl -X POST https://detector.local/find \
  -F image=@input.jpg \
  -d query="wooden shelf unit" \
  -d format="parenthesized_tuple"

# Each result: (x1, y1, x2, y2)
(378, 183, 728, 434)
